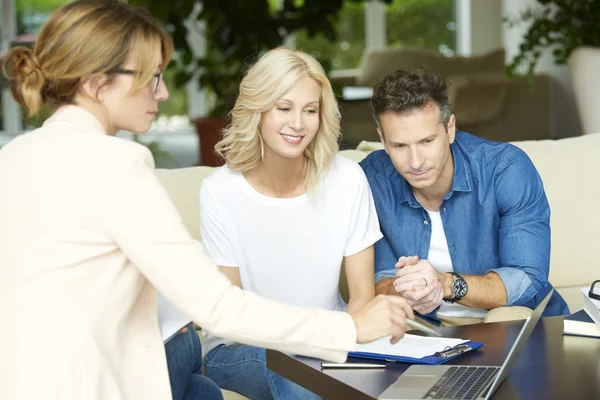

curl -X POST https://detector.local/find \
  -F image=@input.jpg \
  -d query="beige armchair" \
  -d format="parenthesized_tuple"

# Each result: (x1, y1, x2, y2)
(331, 47, 552, 148)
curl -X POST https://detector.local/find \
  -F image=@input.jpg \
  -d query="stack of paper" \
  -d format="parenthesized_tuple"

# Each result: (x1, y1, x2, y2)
(354, 334, 468, 359)
(563, 309, 600, 338)
(581, 287, 600, 326)
(157, 293, 192, 343)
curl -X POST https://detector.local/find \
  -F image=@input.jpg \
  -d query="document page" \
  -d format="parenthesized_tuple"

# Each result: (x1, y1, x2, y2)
(581, 287, 600, 325)
(157, 293, 193, 343)
(354, 334, 468, 359)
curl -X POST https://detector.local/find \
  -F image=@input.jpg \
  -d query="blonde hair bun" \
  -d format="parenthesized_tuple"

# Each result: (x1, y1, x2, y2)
(2, 46, 46, 115)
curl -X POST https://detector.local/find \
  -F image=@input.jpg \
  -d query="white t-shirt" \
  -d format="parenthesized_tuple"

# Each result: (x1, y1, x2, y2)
(200, 155, 383, 355)
(425, 209, 487, 318)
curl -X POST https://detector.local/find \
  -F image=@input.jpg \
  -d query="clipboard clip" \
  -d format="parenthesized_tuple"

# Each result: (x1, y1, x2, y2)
(434, 343, 472, 359)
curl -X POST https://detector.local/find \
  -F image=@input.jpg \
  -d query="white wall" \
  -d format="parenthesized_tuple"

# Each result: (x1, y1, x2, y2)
(365, 0, 386, 50)
(456, 0, 502, 56)
(1, 0, 23, 135)
(502, 0, 581, 138)
(470, 0, 503, 55)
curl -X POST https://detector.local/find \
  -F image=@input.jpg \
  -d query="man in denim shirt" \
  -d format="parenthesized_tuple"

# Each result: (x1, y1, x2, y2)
(360, 69, 569, 326)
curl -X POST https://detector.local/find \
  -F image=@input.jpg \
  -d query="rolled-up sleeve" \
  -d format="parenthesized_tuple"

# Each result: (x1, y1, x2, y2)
(492, 148, 551, 306)
(373, 235, 399, 283)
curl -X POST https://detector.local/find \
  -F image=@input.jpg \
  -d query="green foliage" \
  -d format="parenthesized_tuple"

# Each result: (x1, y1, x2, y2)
(386, 0, 455, 50)
(506, 0, 600, 79)
(130, 0, 393, 117)
(9, 0, 454, 127)
(15, 0, 71, 34)
(295, 2, 366, 69)
(157, 67, 188, 116)
(16, 0, 68, 12)
(295, 0, 455, 71)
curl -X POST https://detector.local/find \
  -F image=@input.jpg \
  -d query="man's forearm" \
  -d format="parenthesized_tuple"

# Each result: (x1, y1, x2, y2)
(442, 272, 507, 309)
(375, 277, 399, 296)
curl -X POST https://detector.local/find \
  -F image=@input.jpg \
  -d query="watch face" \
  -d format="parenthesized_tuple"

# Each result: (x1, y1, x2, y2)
(454, 277, 468, 298)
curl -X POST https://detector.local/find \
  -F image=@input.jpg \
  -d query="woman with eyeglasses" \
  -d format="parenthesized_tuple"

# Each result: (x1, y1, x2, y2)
(0, 1, 414, 400)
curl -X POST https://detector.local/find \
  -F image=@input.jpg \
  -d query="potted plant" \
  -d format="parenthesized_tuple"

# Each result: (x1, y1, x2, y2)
(505, 0, 600, 135)
(131, 0, 363, 166)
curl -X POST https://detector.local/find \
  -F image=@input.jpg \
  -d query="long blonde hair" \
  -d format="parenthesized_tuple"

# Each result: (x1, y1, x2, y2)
(2, 0, 173, 116)
(215, 47, 341, 191)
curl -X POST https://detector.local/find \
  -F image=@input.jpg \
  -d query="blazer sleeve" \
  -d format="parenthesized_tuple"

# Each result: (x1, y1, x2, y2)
(100, 150, 357, 362)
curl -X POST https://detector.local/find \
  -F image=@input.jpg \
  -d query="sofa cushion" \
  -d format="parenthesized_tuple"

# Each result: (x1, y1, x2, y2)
(337, 149, 371, 163)
(511, 134, 600, 290)
(557, 286, 587, 313)
(359, 47, 439, 87)
(358, 47, 505, 87)
(449, 72, 508, 127)
(154, 166, 215, 242)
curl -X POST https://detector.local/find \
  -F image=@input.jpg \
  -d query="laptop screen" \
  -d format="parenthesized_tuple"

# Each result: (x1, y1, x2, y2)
(483, 289, 554, 400)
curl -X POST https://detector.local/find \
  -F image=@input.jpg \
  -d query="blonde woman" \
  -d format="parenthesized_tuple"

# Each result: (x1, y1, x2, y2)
(0, 2, 415, 400)
(200, 47, 383, 400)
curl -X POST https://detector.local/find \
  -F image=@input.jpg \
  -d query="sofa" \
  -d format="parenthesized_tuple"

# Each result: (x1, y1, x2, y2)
(154, 133, 600, 399)
(330, 47, 553, 149)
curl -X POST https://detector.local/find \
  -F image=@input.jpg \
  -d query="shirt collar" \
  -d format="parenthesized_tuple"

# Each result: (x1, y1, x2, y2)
(448, 139, 472, 194)
(44, 105, 107, 136)
(394, 136, 472, 208)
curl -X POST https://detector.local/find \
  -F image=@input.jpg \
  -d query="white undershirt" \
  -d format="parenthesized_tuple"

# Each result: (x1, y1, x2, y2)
(425, 209, 488, 318)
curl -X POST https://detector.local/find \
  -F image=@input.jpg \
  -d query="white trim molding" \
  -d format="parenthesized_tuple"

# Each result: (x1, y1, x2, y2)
(1, 0, 23, 135)
(455, 0, 472, 56)
(365, 0, 386, 50)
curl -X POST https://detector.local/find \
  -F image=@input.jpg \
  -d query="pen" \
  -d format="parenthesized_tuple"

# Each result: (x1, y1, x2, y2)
(321, 362, 387, 369)
(406, 319, 442, 337)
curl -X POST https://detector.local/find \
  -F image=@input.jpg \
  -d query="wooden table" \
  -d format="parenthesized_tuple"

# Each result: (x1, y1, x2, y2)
(266, 316, 600, 399)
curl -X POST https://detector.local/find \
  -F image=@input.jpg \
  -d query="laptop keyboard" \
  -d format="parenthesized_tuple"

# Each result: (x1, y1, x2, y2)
(423, 366, 499, 399)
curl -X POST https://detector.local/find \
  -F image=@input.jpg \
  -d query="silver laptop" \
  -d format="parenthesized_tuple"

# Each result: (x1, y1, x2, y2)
(378, 289, 553, 400)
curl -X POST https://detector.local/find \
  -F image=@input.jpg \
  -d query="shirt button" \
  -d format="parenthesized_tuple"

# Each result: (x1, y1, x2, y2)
(423, 220, 429, 225)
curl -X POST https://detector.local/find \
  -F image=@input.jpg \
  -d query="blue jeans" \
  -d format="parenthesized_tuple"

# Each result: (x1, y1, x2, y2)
(204, 344, 322, 400)
(165, 327, 223, 400)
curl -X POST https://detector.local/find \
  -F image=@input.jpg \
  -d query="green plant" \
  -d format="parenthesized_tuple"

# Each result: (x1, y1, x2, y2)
(506, 0, 600, 79)
(296, 0, 456, 71)
(131, 135, 178, 168)
(130, 0, 389, 117)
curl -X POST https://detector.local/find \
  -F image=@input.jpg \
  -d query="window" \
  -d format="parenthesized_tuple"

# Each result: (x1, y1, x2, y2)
(295, 2, 366, 70)
(386, 0, 456, 56)
(295, 0, 457, 70)
(16, 0, 69, 34)
(2, 0, 188, 132)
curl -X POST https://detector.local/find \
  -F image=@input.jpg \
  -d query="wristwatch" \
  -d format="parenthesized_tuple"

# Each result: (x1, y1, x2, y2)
(445, 272, 468, 303)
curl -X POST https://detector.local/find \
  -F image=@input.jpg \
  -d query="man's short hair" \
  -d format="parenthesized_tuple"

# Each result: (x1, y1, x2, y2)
(371, 68, 452, 137)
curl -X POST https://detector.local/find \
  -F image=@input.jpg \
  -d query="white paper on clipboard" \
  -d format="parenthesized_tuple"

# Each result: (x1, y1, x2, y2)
(157, 293, 192, 343)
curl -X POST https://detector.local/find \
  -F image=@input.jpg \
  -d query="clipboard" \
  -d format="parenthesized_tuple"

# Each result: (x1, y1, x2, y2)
(348, 340, 484, 365)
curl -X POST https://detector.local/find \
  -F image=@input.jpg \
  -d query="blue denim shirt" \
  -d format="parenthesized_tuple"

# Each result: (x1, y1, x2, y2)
(360, 131, 569, 322)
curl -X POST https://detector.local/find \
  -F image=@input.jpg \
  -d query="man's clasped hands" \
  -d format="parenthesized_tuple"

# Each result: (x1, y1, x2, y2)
(394, 256, 446, 315)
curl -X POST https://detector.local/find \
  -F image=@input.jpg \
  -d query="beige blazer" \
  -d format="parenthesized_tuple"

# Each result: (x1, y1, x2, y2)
(0, 106, 356, 400)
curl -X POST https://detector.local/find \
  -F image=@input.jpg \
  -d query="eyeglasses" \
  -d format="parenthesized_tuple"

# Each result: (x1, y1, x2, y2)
(110, 68, 162, 93)
(590, 280, 600, 301)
